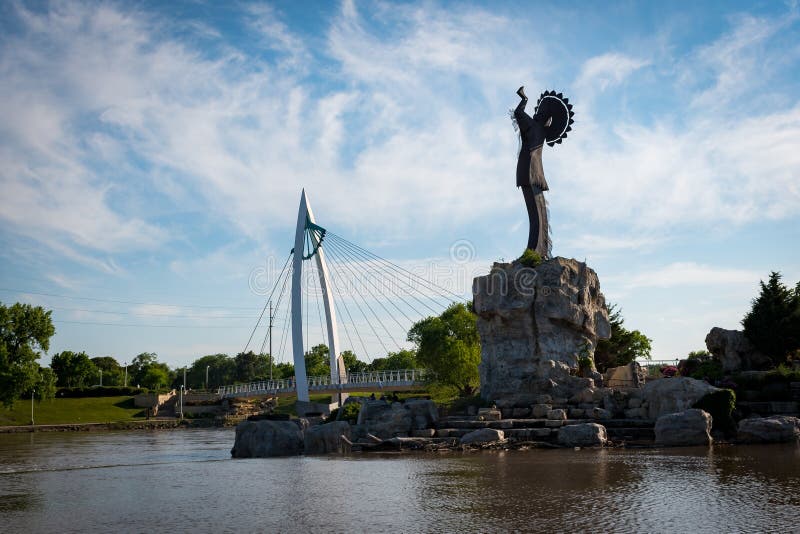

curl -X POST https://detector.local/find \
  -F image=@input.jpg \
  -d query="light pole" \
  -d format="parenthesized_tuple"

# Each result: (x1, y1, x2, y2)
(180, 385, 184, 419)
(123, 361, 128, 387)
(31, 389, 35, 426)
(206, 365, 210, 390)
(99, 369, 103, 387)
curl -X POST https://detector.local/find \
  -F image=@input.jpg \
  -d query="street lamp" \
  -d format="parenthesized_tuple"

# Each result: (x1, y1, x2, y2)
(31, 389, 35, 426)
(123, 361, 128, 387)
(99, 369, 103, 387)
(206, 365, 210, 391)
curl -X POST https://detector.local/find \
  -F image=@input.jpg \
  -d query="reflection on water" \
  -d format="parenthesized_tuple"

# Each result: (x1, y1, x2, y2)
(1, 430, 798, 532)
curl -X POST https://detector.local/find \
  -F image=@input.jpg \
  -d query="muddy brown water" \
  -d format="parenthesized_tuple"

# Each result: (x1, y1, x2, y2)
(1, 429, 798, 532)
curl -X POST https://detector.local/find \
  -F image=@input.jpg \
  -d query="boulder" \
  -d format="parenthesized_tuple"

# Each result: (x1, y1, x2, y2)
(474, 257, 611, 407)
(604, 362, 646, 388)
(642, 377, 719, 420)
(231, 420, 304, 458)
(654, 409, 713, 447)
(590, 407, 612, 420)
(547, 409, 567, 420)
(460, 428, 505, 445)
(356, 400, 413, 439)
(737, 416, 800, 443)
(477, 408, 502, 421)
(531, 404, 551, 418)
(557, 423, 607, 447)
(705, 327, 771, 372)
(405, 399, 439, 429)
(303, 421, 351, 455)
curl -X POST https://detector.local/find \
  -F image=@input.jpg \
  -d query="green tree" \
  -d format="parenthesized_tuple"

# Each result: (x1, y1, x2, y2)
(408, 303, 480, 396)
(594, 304, 652, 372)
(742, 272, 799, 366)
(50, 351, 97, 387)
(33, 366, 57, 401)
(235, 351, 268, 383)
(341, 350, 368, 373)
(129, 352, 173, 390)
(274, 361, 294, 379)
(187, 354, 235, 389)
(304, 344, 331, 377)
(141, 366, 170, 390)
(91, 356, 122, 386)
(369, 349, 417, 371)
(0, 302, 55, 407)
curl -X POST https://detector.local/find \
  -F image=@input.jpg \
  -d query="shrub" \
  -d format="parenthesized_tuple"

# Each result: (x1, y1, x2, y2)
(693, 389, 736, 437)
(516, 248, 542, 268)
(688, 360, 724, 382)
(329, 401, 360, 424)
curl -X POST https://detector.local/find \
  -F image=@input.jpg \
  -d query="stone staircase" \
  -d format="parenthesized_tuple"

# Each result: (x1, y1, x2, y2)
(435, 412, 655, 446)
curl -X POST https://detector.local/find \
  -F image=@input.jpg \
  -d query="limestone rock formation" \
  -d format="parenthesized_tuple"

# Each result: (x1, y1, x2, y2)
(356, 399, 438, 440)
(737, 416, 800, 443)
(654, 409, 713, 447)
(557, 423, 607, 447)
(231, 419, 304, 458)
(460, 428, 505, 445)
(642, 377, 719, 420)
(473, 257, 610, 407)
(304, 421, 352, 454)
(705, 327, 771, 372)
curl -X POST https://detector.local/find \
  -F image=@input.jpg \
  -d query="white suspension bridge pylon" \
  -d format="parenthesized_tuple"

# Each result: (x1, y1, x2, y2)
(223, 190, 465, 410)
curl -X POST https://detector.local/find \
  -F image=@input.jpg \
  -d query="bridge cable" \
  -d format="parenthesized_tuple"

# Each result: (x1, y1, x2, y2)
(324, 236, 438, 320)
(322, 242, 404, 352)
(326, 231, 465, 301)
(325, 234, 456, 312)
(243, 252, 292, 354)
(323, 238, 420, 333)
(324, 251, 373, 362)
(259, 261, 293, 355)
(323, 246, 392, 355)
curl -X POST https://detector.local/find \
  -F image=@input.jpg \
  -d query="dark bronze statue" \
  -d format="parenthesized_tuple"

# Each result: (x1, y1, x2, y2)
(513, 86, 573, 258)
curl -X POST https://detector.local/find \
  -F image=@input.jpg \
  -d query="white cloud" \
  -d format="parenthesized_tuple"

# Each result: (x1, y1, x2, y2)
(576, 53, 650, 93)
(611, 262, 760, 290)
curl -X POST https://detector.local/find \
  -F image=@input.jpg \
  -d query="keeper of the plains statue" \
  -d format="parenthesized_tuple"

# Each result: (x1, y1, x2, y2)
(512, 86, 574, 258)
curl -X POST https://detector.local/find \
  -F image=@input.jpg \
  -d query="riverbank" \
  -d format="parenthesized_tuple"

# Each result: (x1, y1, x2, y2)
(0, 418, 222, 433)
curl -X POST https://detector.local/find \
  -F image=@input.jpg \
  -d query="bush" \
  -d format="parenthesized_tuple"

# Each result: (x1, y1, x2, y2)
(336, 402, 361, 424)
(515, 248, 542, 268)
(692, 389, 736, 437)
(56, 386, 146, 398)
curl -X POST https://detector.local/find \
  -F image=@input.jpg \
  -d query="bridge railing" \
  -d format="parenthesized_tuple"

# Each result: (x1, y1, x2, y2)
(217, 368, 428, 397)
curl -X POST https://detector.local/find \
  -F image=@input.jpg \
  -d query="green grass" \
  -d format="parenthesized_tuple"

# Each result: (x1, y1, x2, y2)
(0, 396, 145, 426)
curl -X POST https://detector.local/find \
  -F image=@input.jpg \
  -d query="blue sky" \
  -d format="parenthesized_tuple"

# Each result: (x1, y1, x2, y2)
(1, 0, 798, 369)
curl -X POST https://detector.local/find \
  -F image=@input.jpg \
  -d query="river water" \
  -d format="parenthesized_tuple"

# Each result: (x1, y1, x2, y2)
(1, 428, 798, 533)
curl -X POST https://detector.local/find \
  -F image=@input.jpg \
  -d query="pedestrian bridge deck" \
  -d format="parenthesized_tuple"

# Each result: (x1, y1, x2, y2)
(217, 369, 428, 399)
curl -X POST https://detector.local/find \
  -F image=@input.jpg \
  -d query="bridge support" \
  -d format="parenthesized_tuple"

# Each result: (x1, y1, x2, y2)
(292, 190, 346, 404)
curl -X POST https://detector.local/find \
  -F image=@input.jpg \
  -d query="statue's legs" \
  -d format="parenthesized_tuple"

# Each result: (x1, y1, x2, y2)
(520, 185, 550, 258)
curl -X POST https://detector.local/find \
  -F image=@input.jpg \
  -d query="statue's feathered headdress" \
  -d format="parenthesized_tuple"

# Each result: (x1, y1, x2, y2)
(534, 90, 574, 147)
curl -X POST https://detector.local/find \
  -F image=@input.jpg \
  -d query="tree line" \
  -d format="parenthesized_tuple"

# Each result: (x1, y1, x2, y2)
(0, 300, 483, 407)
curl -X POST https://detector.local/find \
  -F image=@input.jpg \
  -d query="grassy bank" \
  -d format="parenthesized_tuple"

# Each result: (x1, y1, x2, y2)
(0, 396, 145, 426)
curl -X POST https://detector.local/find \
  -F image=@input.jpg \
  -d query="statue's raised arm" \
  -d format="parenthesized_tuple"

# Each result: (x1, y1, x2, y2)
(514, 86, 574, 259)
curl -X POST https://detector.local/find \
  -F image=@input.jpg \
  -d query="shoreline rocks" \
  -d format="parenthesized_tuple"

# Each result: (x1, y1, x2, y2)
(654, 409, 713, 447)
(737, 416, 800, 443)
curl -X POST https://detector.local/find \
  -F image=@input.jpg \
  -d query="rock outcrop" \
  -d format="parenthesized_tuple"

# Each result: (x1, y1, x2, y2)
(642, 377, 719, 420)
(654, 409, 713, 447)
(304, 421, 352, 454)
(356, 399, 438, 440)
(231, 419, 304, 458)
(705, 327, 771, 372)
(737, 416, 800, 443)
(460, 428, 505, 445)
(557, 423, 607, 447)
(473, 257, 610, 407)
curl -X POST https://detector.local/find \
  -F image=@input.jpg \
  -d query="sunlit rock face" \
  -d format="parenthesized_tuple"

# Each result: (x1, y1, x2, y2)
(473, 257, 610, 407)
